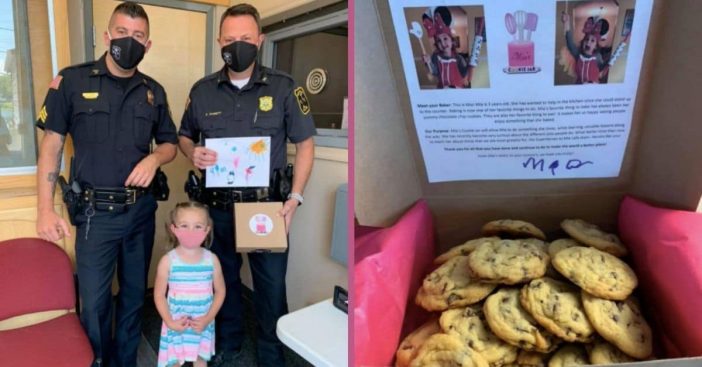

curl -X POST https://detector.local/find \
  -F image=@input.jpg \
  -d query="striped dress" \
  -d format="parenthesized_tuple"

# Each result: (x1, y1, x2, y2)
(157, 249, 215, 367)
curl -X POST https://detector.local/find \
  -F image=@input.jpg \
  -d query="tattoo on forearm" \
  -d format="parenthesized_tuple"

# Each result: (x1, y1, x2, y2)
(47, 171, 59, 183)
(48, 169, 60, 194)
(46, 132, 66, 195)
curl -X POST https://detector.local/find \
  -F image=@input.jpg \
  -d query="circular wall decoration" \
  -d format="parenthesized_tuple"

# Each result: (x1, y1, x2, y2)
(306, 68, 327, 95)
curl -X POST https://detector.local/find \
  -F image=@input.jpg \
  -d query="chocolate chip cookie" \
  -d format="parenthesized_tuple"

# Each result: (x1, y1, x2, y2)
(468, 239, 550, 285)
(547, 239, 582, 259)
(396, 318, 442, 367)
(483, 288, 560, 353)
(409, 333, 489, 367)
(440, 305, 518, 366)
(482, 219, 547, 241)
(434, 237, 501, 265)
(581, 292, 652, 359)
(514, 350, 550, 367)
(520, 277, 595, 342)
(547, 344, 589, 367)
(552, 246, 638, 300)
(588, 338, 637, 364)
(561, 219, 628, 257)
(416, 255, 497, 311)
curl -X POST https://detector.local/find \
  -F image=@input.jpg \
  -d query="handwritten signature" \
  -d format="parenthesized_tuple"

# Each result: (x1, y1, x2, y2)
(522, 157, 593, 176)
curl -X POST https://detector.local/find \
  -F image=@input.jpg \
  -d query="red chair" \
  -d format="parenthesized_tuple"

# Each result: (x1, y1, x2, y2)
(0, 238, 93, 366)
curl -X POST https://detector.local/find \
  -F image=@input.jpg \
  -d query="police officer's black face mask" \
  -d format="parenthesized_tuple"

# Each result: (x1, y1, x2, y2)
(221, 41, 258, 73)
(109, 34, 146, 70)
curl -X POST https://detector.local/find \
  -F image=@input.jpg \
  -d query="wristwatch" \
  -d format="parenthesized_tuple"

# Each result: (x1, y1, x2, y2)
(287, 192, 304, 206)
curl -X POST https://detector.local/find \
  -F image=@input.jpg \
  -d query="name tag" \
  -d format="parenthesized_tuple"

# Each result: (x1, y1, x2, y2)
(82, 92, 99, 99)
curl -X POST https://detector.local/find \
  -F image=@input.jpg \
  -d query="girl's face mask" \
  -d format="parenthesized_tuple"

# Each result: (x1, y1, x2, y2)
(171, 225, 208, 249)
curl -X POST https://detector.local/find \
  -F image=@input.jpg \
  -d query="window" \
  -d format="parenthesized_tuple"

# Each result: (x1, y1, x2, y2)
(262, 6, 348, 149)
(0, 1, 35, 173)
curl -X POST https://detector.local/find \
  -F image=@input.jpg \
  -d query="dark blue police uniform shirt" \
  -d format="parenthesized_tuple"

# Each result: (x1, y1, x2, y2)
(179, 63, 317, 180)
(36, 54, 178, 188)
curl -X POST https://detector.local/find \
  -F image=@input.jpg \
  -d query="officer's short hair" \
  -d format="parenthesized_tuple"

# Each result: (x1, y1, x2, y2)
(220, 3, 261, 34)
(110, 1, 150, 34)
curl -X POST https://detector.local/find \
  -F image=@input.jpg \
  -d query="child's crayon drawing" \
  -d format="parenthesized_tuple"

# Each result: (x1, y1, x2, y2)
(205, 137, 270, 188)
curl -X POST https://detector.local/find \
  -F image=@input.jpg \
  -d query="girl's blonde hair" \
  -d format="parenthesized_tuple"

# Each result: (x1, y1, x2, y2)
(166, 201, 214, 248)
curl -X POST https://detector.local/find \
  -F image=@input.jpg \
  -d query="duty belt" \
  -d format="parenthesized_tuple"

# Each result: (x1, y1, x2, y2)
(203, 187, 270, 210)
(82, 186, 148, 212)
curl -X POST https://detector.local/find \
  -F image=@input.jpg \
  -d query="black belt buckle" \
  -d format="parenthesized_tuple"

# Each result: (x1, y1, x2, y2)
(256, 187, 269, 201)
(93, 188, 124, 203)
(125, 188, 138, 205)
(234, 188, 265, 203)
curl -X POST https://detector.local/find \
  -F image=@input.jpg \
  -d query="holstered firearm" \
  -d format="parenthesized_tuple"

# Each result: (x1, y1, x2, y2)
(150, 168, 170, 201)
(270, 163, 293, 201)
(184, 170, 203, 202)
(146, 141, 169, 201)
(58, 158, 82, 225)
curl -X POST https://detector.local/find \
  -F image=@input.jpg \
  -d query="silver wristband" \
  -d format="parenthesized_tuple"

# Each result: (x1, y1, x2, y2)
(287, 192, 304, 205)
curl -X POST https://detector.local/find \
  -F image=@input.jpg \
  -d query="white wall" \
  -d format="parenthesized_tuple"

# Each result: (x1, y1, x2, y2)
(242, 0, 340, 26)
(241, 146, 348, 311)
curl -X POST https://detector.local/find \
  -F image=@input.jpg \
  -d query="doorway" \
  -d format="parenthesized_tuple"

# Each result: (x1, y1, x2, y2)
(86, 0, 214, 286)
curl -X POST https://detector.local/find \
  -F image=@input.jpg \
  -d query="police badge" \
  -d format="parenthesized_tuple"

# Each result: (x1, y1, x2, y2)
(259, 96, 273, 112)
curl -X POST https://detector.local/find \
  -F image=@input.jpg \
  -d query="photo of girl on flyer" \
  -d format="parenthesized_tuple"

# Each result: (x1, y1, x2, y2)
(555, 0, 636, 86)
(405, 5, 489, 90)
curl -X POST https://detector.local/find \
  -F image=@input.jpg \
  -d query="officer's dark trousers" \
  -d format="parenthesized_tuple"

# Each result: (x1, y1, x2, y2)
(210, 206, 289, 367)
(75, 195, 157, 367)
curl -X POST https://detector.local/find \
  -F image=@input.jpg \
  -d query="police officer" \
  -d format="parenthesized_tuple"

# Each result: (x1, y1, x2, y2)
(178, 4, 316, 366)
(35, 3, 177, 366)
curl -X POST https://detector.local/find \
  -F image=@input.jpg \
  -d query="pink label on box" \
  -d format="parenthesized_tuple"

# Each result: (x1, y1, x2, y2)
(508, 41, 534, 67)
(249, 214, 273, 236)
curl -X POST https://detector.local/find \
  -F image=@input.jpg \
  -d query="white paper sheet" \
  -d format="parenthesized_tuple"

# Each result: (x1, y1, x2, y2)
(205, 137, 271, 188)
(389, 0, 653, 181)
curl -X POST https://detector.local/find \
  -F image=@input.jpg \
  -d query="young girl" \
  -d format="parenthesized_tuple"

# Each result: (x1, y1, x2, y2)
(561, 12, 607, 84)
(155, 202, 226, 367)
(421, 7, 472, 89)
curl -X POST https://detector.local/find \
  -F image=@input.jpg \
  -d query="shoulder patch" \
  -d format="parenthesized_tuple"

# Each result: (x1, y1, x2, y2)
(49, 75, 63, 90)
(293, 87, 311, 115)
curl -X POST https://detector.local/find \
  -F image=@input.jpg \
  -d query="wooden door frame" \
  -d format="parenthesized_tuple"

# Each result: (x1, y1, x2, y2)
(83, 0, 215, 75)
